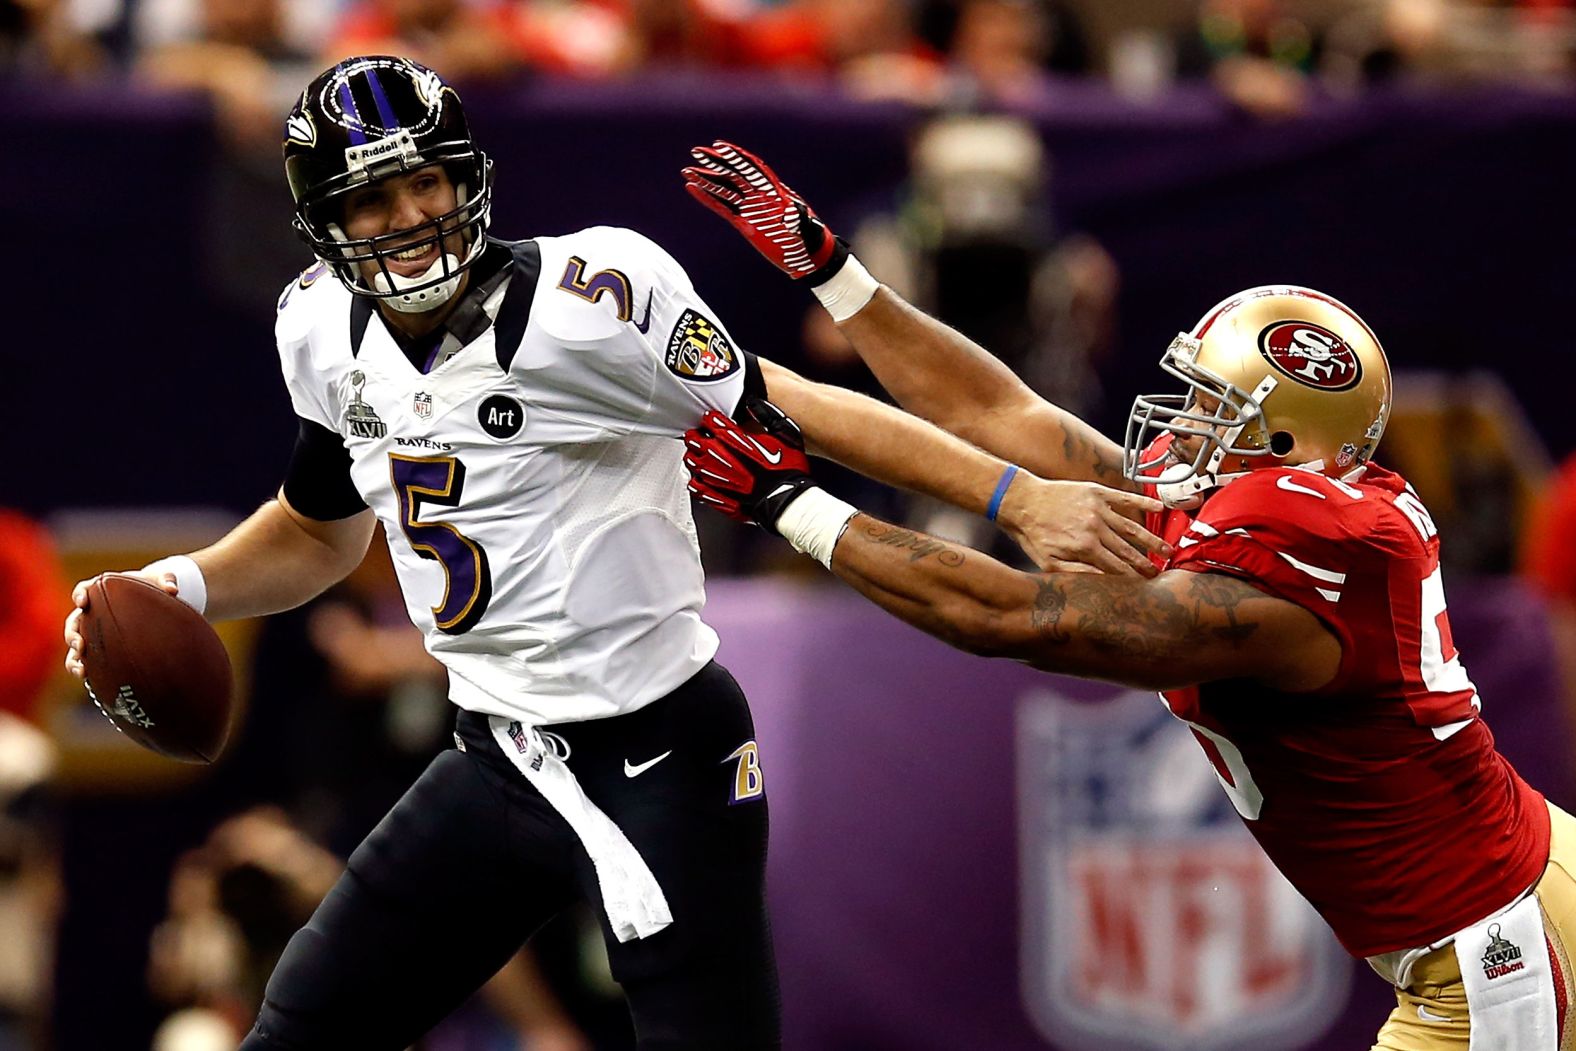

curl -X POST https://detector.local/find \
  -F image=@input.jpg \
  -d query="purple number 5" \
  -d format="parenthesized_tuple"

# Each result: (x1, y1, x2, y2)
(557, 256, 632, 321)
(389, 454, 492, 634)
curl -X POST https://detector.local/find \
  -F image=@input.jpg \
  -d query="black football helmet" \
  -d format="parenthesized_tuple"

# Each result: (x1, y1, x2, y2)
(283, 56, 494, 312)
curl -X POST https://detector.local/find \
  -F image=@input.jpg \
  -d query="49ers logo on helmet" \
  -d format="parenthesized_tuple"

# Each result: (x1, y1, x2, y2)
(1258, 321, 1362, 391)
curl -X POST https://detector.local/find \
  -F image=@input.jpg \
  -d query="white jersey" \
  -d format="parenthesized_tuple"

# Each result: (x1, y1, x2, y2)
(275, 226, 751, 725)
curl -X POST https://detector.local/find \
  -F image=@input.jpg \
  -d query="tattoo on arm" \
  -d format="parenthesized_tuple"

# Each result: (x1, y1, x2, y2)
(1059, 427, 1126, 485)
(1030, 578, 1071, 640)
(1029, 571, 1262, 660)
(861, 524, 966, 566)
(1186, 572, 1259, 645)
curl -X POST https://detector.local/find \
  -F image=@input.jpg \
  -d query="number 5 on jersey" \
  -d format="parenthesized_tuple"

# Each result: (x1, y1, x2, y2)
(389, 455, 493, 634)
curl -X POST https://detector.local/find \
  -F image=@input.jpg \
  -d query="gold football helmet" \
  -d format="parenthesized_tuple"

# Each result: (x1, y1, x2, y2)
(1123, 285, 1393, 508)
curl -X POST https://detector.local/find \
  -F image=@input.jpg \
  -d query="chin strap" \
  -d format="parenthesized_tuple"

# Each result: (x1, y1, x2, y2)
(1155, 471, 1246, 510)
(371, 252, 465, 313)
(1153, 373, 1281, 509)
(324, 219, 465, 315)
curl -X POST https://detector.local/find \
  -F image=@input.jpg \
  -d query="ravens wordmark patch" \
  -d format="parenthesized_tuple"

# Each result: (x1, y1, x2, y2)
(665, 309, 738, 382)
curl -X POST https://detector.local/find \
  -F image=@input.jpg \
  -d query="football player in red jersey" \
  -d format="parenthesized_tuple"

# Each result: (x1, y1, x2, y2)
(682, 141, 1576, 1050)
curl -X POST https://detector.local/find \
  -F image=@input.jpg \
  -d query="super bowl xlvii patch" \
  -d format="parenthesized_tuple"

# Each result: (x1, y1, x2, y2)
(1454, 893, 1558, 1050)
(665, 309, 738, 382)
(345, 371, 387, 439)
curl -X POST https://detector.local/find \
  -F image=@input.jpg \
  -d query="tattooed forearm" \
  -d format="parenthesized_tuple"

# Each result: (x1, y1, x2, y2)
(1029, 571, 1261, 661)
(1059, 426, 1128, 486)
(1185, 572, 1259, 644)
(861, 523, 966, 566)
(1030, 578, 1071, 640)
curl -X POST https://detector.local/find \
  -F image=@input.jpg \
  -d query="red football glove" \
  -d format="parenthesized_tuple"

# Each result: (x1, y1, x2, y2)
(682, 141, 849, 284)
(684, 399, 817, 528)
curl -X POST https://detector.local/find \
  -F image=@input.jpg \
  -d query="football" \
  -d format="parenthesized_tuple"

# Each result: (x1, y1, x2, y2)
(78, 574, 234, 764)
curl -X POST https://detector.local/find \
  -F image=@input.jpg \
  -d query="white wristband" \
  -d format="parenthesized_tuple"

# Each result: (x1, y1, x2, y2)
(141, 555, 208, 616)
(775, 487, 859, 570)
(811, 256, 880, 323)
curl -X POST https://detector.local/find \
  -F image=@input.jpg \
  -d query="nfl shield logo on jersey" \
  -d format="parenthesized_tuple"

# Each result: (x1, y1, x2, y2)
(1017, 687, 1350, 1051)
(413, 392, 433, 420)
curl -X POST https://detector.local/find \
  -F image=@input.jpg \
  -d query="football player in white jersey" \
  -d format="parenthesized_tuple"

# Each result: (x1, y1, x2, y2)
(60, 58, 1165, 1049)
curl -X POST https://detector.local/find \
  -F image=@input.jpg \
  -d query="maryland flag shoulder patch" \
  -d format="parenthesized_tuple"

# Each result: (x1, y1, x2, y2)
(665, 309, 739, 382)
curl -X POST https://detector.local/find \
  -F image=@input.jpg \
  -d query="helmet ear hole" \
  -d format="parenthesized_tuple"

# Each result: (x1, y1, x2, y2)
(1269, 431, 1296, 457)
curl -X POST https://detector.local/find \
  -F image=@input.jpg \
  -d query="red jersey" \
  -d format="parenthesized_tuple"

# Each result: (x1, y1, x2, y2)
(1146, 462, 1550, 958)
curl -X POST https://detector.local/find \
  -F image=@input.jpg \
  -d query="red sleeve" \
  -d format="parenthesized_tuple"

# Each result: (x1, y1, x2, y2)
(1522, 457, 1576, 600)
(1165, 471, 1402, 691)
(1172, 473, 1358, 592)
(0, 512, 69, 722)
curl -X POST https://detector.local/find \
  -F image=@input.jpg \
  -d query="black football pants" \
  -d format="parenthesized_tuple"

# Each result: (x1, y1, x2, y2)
(239, 661, 780, 1050)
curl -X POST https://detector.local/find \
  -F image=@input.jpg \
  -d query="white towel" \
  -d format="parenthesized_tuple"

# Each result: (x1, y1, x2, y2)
(490, 717, 673, 943)
(1455, 891, 1557, 1050)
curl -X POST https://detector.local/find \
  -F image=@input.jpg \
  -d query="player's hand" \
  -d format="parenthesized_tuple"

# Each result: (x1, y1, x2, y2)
(682, 141, 848, 284)
(684, 399, 817, 528)
(996, 474, 1171, 577)
(63, 570, 181, 678)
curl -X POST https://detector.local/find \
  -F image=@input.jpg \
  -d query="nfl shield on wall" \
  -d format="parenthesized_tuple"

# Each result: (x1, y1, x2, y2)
(1017, 688, 1350, 1051)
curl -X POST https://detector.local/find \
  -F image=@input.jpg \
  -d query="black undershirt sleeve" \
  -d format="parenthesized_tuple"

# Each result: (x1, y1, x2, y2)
(734, 350, 768, 418)
(282, 417, 368, 521)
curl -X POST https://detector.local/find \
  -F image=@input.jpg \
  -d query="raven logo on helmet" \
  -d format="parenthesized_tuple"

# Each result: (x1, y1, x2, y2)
(413, 68, 449, 112)
(286, 111, 315, 147)
(319, 55, 446, 138)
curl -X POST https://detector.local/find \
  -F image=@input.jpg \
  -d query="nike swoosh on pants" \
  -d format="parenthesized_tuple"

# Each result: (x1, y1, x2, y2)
(624, 751, 672, 778)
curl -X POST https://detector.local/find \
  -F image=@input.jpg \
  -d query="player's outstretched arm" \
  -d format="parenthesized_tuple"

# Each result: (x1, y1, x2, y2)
(683, 140, 1129, 489)
(64, 493, 375, 679)
(836, 291, 1131, 489)
(684, 404, 1338, 692)
(755, 358, 1168, 575)
(827, 516, 1337, 692)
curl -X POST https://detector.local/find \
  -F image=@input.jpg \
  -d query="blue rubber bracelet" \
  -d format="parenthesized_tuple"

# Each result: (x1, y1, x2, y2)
(985, 464, 1020, 522)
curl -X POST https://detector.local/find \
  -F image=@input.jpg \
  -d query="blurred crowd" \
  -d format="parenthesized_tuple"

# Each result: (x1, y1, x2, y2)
(9, 2, 1576, 1050)
(8, 0, 1576, 125)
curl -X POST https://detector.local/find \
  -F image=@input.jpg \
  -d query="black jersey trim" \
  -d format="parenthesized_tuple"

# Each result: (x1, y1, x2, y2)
(493, 239, 542, 373)
(442, 241, 516, 349)
(351, 241, 517, 360)
(734, 351, 767, 418)
(349, 294, 375, 357)
(282, 416, 368, 521)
